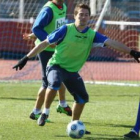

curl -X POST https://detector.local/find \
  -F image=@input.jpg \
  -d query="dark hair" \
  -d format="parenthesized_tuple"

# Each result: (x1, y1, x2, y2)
(74, 4, 91, 16)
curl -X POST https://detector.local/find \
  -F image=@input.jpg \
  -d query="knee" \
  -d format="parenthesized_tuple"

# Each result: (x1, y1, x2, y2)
(82, 93, 89, 103)
(74, 93, 89, 104)
(48, 80, 61, 90)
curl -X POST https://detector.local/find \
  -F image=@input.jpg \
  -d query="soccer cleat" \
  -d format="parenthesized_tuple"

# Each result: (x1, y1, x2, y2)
(30, 112, 50, 122)
(29, 112, 41, 120)
(85, 130, 91, 135)
(56, 105, 72, 116)
(37, 113, 48, 126)
(124, 130, 139, 139)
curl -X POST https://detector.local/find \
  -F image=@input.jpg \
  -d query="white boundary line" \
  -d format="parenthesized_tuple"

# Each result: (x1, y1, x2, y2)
(104, 20, 140, 26)
(1, 80, 140, 87)
(84, 81, 140, 87)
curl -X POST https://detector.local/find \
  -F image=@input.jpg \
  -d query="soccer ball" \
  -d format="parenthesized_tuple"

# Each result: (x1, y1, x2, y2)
(66, 120, 85, 139)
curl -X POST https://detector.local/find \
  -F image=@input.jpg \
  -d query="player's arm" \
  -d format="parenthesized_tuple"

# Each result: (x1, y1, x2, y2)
(27, 40, 49, 58)
(23, 8, 52, 41)
(13, 25, 67, 71)
(105, 39, 131, 53)
(32, 7, 52, 41)
(93, 32, 140, 63)
(12, 40, 49, 71)
(27, 25, 67, 58)
(105, 39, 140, 62)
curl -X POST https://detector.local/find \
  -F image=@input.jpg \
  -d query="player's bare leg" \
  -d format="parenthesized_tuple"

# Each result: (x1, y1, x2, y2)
(29, 87, 46, 120)
(72, 103, 91, 134)
(45, 88, 57, 108)
(37, 88, 57, 126)
(35, 87, 46, 109)
(57, 83, 72, 116)
(72, 103, 85, 120)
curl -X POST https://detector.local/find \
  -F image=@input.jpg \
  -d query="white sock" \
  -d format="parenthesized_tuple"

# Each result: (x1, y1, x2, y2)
(42, 108, 50, 115)
(59, 100, 67, 107)
(33, 108, 41, 114)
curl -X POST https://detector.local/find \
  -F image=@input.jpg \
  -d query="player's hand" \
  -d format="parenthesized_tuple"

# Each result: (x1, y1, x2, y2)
(23, 33, 36, 40)
(130, 50, 140, 63)
(49, 44, 56, 48)
(23, 33, 30, 40)
(13, 56, 29, 70)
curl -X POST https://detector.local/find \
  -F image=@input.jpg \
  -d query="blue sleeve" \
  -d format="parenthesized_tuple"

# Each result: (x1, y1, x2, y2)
(93, 32, 108, 47)
(46, 25, 67, 44)
(32, 7, 53, 41)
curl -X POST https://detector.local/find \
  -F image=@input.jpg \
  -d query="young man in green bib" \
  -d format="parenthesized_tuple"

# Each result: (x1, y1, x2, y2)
(13, 3, 140, 131)
(23, 0, 72, 121)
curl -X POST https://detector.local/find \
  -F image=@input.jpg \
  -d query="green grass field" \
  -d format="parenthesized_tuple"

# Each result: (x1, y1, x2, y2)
(0, 83, 140, 140)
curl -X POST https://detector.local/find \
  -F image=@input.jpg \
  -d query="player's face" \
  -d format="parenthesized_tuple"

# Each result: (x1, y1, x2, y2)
(53, 0, 64, 6)
(74, 8, 90, 27)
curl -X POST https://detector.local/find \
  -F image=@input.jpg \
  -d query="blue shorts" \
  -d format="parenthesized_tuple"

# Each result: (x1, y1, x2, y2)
(46, 65, 89, 103)
(37, 50, 54, 88)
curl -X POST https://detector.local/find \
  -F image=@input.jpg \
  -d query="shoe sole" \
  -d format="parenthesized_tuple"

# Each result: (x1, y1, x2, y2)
(37, 119, 46, 126)
(124, 136, 139, 139)
(57, 108, 68, 115)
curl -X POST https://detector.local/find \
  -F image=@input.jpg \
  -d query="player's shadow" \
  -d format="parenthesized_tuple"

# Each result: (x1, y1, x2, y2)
(103, 123, 133, 129)
(54, 134, 124, 140)
(84, 137, 124, 140)
(0, 97, 35, 101)
(84, 122, 133, 129)
(0, 97, 74, 102)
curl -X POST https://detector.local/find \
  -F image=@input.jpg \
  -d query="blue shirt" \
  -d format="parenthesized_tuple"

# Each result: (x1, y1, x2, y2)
(46, 24, 108, 47)
(32, 7, 53, 41)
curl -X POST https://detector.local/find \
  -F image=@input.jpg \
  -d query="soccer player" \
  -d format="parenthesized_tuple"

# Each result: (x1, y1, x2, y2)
(13, 3, 140, 130)
(124, 102, 140, 139)
(23, 0, 72, 121)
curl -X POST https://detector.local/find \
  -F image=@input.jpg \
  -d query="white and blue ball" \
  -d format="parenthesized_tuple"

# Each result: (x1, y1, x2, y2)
(67, 120, 85, 139)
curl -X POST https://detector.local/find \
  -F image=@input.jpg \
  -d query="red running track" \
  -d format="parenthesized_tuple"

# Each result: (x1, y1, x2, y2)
(0, 60, 140, 81)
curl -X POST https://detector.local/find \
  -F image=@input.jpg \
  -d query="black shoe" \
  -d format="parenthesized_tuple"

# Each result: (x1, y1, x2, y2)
(85, 130, 91, 134)
(37, 113, 48, 126)
(29, 112, 41, 120)
(124, 131, 139, 139)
